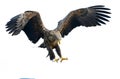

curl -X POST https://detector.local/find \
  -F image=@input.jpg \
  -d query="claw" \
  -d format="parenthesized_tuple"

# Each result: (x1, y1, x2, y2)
(53, 58, 59, 62)
(60, 57, 68, 62)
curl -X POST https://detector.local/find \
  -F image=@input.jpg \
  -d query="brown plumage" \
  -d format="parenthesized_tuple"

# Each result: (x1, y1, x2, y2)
(6, 5, 111, 62)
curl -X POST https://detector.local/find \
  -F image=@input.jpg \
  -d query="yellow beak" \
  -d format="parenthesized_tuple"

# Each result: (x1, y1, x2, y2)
(58, 40, 61, 44)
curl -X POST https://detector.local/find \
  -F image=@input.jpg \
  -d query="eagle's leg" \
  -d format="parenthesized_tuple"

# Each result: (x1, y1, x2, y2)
(55, 45, 68, 62)
(55, 45, 62, 58)
(46, 46, 55, 61)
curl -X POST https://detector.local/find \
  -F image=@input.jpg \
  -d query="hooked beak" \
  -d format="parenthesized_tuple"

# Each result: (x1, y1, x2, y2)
(58, 40, 61, 44)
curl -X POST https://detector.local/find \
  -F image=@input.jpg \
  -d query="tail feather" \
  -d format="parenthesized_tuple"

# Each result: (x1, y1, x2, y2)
(39, 42, 46, 48)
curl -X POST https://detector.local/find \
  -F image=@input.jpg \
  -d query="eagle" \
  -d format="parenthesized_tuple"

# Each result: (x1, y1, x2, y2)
(6, 5, 111, 62)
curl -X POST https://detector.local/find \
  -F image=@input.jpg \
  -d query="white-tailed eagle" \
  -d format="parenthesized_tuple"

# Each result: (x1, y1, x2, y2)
(6, 5, 111, 62)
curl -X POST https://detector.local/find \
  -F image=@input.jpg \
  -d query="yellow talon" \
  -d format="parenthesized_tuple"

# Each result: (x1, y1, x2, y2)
(60, 57, 68, 62)
(54, 58, 59, 62)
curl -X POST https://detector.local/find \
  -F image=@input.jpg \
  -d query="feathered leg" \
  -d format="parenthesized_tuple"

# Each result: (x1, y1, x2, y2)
(55, 45, 68, 62)
(55, 45, 62, 57)
(46, 46, 55, 60)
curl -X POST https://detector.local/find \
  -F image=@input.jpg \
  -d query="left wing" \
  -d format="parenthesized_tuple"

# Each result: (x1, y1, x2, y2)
(6, 11, 47, 43)
(55, 5, 111, 37)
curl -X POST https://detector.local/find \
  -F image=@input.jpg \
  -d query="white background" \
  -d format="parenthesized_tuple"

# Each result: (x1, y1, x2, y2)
(0, 0, 119, 79)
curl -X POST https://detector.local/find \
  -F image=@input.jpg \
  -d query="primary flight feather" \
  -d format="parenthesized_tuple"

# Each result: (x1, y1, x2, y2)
(6, 5, 111, 62)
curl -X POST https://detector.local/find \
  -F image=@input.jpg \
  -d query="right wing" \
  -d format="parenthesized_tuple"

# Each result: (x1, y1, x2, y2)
(55, 5, 111, 37)
(6, 11, 47, 43)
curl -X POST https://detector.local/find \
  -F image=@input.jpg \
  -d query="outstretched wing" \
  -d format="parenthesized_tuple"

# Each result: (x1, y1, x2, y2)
(56, 5, 111, 37)
(6, 11, 47, 43)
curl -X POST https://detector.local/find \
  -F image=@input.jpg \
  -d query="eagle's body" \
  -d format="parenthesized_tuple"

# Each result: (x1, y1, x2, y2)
(43, 30, 61, 49)
(6, 5, 111, 62)
(40, 30, 63, 61)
